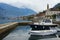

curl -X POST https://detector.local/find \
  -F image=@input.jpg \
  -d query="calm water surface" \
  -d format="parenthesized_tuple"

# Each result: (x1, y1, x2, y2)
(0, 19, 60, 40)
(3, 26, 60, 40)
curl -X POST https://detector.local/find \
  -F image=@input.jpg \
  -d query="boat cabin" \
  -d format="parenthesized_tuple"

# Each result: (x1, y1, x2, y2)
(30, 25, 58, 30)
(30, 19, 58, 30)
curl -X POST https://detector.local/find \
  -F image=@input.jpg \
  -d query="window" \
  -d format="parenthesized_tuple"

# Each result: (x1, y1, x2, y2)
(43, 19, 51, 23)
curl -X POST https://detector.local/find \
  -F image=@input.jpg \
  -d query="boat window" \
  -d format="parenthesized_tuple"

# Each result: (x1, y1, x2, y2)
(43, 19, 51, 23)
(44, 26, 50, 30)
(31, 25, 50, 30)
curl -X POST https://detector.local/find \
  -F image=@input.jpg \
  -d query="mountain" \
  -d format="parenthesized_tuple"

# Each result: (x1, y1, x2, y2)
(51, 3, 60, 11)
(0, 3, 36, 18)
(53, 3, 60, 9)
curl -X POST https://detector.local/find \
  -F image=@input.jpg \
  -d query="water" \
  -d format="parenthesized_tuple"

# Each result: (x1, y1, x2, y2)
(3, 26, 60, 40)
(0, 19, 31, 24)
(0, 19, 60, 40)
(3, 26, 30, 40)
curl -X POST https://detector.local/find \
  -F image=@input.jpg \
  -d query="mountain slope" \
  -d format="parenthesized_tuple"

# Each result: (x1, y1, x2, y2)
(0, 3, 36, 17)
(54, 3, 60, 9)
(52, 3, 60, 11)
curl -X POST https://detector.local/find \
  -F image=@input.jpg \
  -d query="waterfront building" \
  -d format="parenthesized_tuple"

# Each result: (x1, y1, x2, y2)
(35, 4, 60, 22)
(45, 4, 60, 21)
(56, 13, 60, 21)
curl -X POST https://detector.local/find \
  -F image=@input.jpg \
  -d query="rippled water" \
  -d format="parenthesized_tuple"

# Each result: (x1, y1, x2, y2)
(3, 26, 60, 40)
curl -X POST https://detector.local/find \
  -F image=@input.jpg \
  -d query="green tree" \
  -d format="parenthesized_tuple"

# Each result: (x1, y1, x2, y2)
(52, 14, 56, 19)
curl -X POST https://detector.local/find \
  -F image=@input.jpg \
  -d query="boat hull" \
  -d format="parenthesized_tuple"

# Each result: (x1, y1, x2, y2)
(30, 30, 57, 35)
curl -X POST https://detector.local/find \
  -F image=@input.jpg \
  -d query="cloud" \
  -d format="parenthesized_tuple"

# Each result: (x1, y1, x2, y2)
(0, 0, 60, 12)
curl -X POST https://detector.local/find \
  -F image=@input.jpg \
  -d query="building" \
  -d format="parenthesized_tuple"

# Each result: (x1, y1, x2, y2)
(34, 4, 60, 21)
(56, 13, 60, 21)
(45, 4, 60, 21)
(36, 12, 45, 19)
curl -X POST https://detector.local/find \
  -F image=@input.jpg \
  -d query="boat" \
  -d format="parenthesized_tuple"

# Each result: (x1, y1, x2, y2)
(29, 19, 58, 35)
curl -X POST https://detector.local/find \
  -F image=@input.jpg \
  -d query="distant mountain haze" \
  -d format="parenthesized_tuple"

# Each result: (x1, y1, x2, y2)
(0, 3, 36, 18)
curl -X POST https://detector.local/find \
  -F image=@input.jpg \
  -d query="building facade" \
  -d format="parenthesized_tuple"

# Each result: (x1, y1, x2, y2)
(45, 4, 60, 21)
(56, 13, 60, 21)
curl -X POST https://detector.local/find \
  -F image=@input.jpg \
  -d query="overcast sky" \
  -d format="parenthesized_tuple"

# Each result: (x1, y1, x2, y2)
(0, 0, 60, 13)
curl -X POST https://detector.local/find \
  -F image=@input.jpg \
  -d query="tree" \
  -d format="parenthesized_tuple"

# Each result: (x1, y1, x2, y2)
(52, 14, 56, 19)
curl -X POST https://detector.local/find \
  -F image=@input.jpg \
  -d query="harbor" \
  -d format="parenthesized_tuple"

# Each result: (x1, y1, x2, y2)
(0, 0, 60, 40)
(0, 20, 59, 40)
(2, 22, 60, 40)
(0, 22, 32, 40)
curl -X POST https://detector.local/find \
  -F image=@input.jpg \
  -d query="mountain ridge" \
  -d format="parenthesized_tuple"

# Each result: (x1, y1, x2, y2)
(0, 3, 36, 18)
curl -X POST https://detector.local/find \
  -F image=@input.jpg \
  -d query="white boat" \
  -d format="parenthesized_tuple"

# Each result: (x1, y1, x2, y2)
(29, 19, 58, 35)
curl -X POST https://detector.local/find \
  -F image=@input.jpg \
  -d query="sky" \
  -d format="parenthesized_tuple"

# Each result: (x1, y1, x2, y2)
(0, 0, 60, 13)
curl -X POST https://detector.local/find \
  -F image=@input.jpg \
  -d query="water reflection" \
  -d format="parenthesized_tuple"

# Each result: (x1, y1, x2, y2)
(3, 26, 60, 40)
(29, 35, 57, 40)
(3, 26, 30, 40)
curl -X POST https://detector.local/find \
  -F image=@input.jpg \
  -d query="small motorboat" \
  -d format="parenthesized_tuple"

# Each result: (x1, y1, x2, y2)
(29, 19, 58, 35)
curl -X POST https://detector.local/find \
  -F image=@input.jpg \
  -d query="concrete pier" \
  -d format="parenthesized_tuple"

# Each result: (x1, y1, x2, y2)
(0, 21, 60, 40)
(18, 22, 32, 26)
(0, 22, 19, 40)
(0, 22, 32, 40)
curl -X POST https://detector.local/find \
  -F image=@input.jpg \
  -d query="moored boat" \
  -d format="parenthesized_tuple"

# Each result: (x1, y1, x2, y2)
(29, 19, 58, 35)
